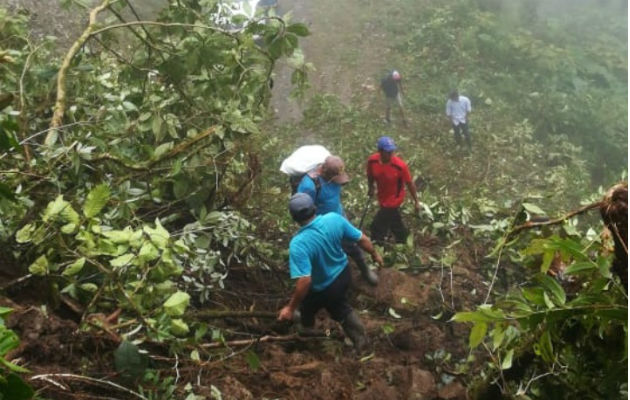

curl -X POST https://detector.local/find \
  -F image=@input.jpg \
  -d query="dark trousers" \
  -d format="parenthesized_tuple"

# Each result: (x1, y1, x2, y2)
(300, 265, 352, 327)
(453, 122, 471, 148)
(370, 206, 408, 244)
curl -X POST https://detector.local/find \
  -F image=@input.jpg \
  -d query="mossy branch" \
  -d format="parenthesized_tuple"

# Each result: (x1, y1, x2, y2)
(91, 125, 217, 171)
(47, 0, 112, 144)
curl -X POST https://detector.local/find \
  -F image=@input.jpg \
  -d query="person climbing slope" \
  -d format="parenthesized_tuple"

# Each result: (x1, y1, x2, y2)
(297, 155, 379, 285)
(367, 136, 421, 244)
(380, 69, 408, 127)
(277, 193, 384, 350)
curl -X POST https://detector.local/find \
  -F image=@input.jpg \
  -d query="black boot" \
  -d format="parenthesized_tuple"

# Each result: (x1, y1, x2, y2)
(341, 311, 367, 351)
(357, 259, 378, 286)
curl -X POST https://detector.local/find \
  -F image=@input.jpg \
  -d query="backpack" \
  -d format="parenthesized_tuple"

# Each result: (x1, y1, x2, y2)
(290, 174, 322, 199)
(280, 145, 330, 198)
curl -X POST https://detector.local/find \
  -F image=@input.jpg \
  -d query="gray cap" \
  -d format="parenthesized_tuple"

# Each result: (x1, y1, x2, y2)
(289, 193, 315, 222)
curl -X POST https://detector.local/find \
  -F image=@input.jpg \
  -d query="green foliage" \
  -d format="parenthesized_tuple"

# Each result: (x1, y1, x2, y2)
(0, 308, 33, 400)
(454, 232, 627, 399)
(114, 341, 149, 381)
(0, 0, 306, 347)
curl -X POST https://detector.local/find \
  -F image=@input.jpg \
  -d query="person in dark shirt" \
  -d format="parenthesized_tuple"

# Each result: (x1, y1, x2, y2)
(380, 70, 407, 127)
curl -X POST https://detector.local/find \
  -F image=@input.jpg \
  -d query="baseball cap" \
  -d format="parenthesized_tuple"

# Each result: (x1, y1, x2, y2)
(322, 156, 350, 184)
(288, 193, 316, 222)
(392, 70, 401, 80)
(377, 136, 397, 152)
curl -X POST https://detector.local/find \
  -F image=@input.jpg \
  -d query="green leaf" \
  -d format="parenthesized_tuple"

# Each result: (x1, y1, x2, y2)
(522, 203, 546, 215)
(0, 307, 13, 319)
(170, 319, 190, 336)
(286, 22, 309, 37)
(492, 326, 506, 351)
(114, 341, 149, 380)
(540, 250, 554, 274)
(138, 241, 160, 263)
(501, 349, 514, 370)
(15, 224, 35, 244)
(144, 219, 170, 248)
(28, 255, 49, 276)
(102, 227, 133, 244)
(0, 373, 34, 400)
(0, 357, 31, 373)
(42, 195, 67, 222)
(539, 275, 566, 305)
(381, 323, 395, 335)
(522, 287, 545, 306)
(564, 261, 596, 275)
(245, 350, 261, 371)
(163, 291, 190, 316)
(0, 182, 16, 202)
(80, 283, 98, 292)
(469, 322, 487, 349)
(110, 253, 134, 269)
(535, 331, 554, 363)
(0, 328, 20, 355)
(83, 184, 111, 218)
(63, 257, 86, 276)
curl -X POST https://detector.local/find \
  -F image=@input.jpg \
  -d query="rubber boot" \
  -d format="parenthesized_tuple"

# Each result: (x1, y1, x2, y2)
(341, 311, 367, 351)
(357, 259, 379, 286)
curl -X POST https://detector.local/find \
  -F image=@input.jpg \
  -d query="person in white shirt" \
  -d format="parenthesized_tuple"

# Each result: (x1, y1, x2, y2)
(445, 90, 472, 149)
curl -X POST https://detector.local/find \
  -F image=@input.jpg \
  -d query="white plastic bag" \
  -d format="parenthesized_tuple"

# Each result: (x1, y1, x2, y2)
(279, 145, 331, 175)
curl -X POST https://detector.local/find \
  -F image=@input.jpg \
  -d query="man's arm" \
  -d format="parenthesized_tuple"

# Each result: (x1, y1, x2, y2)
(367, 175, 375, 197)
(357, 233, 384, 267)
(278, 276, 311, 321)
(406, 180, 421, 213)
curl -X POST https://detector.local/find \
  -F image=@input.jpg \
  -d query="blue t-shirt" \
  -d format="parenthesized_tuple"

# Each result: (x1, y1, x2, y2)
(289, 213, 362, 292)
(297, 175, 344, 216)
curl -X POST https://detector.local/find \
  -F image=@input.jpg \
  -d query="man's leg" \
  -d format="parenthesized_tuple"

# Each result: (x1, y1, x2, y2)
(384, 96, 393, 123)
(462, 122, 471, 149)
(323, 266, 367, 351)
(453, 123, 462, 145)
(299, 291, 325, 328)
(342, 241, 378, 285)
(370, 207, 391, 244)
(390, 207, 409, 244)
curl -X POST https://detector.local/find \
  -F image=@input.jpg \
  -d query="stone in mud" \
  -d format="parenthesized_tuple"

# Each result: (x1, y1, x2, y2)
(408, 368, 437, 400)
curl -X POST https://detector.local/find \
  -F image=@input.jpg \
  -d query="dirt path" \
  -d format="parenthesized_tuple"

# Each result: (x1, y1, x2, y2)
(270, 0, 389, 123)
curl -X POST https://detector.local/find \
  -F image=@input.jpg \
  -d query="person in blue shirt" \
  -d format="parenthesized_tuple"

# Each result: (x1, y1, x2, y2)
(297, 155, 379, 286)
(277, 193, 384, 350)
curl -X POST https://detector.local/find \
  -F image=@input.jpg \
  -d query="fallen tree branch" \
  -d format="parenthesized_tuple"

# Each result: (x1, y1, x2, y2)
(91, 125, 217, 171)
(191, 310, 277, 319)
(200, 334, 327, 349)
(47, 0, 112, 144)
(31, 373, 147, 400)
(508, 201, 602, 238)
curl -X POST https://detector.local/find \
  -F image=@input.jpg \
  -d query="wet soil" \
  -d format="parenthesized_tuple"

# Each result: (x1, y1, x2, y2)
(2, 229, 485, 399)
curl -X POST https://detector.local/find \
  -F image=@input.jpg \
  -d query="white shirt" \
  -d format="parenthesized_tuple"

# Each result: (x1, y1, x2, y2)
(446, 96, 471, 126)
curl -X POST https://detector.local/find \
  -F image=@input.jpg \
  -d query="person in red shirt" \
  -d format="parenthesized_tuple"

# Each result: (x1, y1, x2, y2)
(367, 136, 421, 243)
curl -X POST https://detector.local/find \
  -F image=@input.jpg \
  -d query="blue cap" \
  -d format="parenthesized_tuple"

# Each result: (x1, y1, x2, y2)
(377, 136, 397, 152)
(288, 193, 315, 222)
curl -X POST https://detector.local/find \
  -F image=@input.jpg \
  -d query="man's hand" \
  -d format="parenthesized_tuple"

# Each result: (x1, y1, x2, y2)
(372, 251, 384, 268)
(414, 200, 421, 214)
(277, 305, 294, 321)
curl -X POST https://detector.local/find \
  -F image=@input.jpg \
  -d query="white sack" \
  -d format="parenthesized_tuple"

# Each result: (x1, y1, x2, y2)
(279, 145, 331, 175)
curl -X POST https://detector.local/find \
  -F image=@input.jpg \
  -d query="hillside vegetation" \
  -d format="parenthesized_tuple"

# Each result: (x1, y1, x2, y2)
(0, 0, 626, 399)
